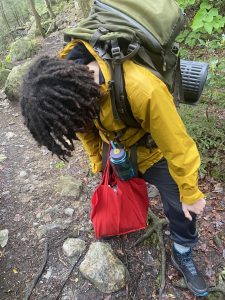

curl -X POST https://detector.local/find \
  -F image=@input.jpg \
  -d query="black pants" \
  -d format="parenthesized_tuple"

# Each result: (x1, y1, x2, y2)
(140, 158, 198, 247)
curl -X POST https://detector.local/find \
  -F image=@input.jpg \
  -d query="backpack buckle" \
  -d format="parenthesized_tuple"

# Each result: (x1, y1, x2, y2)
(128, 42, 138, 53)
(98, 27, 108, 34)
(111, 46, 121, 58)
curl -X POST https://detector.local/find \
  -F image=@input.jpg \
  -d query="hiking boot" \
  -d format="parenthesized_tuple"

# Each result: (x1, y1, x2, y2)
(171, 245, 208, 297)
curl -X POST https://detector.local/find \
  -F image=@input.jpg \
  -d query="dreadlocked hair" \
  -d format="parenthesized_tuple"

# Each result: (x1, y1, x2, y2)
(20, 55, 101, 161)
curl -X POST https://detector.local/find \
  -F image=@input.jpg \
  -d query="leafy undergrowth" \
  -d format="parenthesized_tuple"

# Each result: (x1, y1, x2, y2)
(179, 50, 225, 181)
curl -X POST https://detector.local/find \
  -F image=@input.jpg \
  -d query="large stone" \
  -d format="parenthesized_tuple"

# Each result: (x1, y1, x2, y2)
(0, 69, 10, 89)
(4, 60, 32, 101)
(56, 176, 82, 198)
(8, 37, 38, 63)
(79, 242, 129, 293)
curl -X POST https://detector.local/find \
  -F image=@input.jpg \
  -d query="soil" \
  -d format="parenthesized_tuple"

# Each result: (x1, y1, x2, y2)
(0, 17, 225, 300)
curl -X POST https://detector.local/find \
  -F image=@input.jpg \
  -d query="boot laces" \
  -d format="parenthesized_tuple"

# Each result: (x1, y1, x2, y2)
(180, 252, 197, 275)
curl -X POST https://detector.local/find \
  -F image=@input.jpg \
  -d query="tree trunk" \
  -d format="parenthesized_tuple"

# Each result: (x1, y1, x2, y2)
(44, 0, 56, 19)
(0, 0, 12, 35)
(28, 0, 45, 37)
(10, 3, 22, 27)
(77, 0, 91, 18)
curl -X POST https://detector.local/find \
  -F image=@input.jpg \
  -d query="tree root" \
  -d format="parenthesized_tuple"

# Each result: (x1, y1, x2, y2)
(208, 277, 225, 296)
(132, 209, 168, 300)
(209, 286, 225, 295)
(55, 255, 83, 300)
(23, 243, 49, 300)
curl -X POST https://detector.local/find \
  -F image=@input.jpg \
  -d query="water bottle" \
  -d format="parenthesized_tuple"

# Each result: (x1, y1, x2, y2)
(109, 142, 135, 181)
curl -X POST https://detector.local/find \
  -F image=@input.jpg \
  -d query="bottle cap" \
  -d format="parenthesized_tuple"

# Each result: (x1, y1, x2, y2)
(110, 148, 126, 161)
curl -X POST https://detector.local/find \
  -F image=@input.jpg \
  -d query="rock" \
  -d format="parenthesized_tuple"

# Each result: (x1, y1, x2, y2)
(214, 183, 224, 193)
(19, 171, 28, 178)
(5, 132, 16, 139)
(36, 225, 48, 239)
(45, 205, 59, 215)
(147, 184, 159, 198)
(0, 69, 10, 89)
(8, 37, 39, 63)
(36, 223, 63, 239)
(64, 208, 75, 217)
(56, 176, 82, 198)
(36, 212, 42, 219)
(43, 266, 53, 281)
(79, 242, 129, 293)
(62, 238, 86, 259)
(0, 229, 9, 248)
(4, 60, 32, 101)
(33, 222, 39, 227)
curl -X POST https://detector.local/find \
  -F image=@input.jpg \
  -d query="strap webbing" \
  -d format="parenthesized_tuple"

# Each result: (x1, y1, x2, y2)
(90, 27, 109, 46)
(130, 144, 138, 177)
(137, 47, 165, 82)
(110, 39, 140, 127)
(102, 142, 109, 171)
(172, 56, 184, 106)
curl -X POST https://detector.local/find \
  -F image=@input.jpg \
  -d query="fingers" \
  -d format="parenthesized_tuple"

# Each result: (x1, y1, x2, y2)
(183, 207, 193, 221)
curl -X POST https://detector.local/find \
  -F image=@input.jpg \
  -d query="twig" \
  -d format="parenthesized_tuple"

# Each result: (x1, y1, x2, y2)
(46, 21, 56, 35)
(23, 243, 49, 300)
(131, 209, 168, 300)
(58, 250, 69, 268)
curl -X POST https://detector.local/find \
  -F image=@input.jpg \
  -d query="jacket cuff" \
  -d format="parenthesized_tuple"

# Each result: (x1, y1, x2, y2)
(91, 161, 102, 174)
(180, 189, 205, 205)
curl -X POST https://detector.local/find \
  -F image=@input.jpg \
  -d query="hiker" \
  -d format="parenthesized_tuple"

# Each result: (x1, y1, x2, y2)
(20, 39, 208, 296)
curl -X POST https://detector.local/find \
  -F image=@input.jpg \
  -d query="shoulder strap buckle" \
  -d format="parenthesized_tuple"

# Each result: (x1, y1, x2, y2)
(98, 27, 109, 34)
(111, 46, 121, 58)
(128, 42, 139, 53)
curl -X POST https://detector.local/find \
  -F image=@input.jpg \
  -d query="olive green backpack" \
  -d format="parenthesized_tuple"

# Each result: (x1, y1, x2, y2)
(64, 0, 185, 128)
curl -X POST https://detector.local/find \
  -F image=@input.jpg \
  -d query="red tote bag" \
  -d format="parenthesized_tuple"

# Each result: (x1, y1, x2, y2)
(91, 159, 149, 239)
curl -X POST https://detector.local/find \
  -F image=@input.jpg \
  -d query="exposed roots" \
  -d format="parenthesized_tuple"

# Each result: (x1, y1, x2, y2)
(209, 276, 225, 297)
(23, 243, 49, 300)
(132, 209, 168, 300)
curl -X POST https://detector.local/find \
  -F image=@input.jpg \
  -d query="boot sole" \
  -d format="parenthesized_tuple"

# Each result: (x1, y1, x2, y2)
(171, 254, 208, 297)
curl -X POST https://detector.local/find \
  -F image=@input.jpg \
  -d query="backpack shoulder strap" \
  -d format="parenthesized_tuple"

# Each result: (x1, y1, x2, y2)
(109, 39, 140, 128)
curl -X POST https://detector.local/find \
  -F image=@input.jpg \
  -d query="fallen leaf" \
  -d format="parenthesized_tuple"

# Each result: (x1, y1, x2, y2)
(116, 249, 124, 256)
(214, 183, 224, 193)
(13, 268, 18, 274)
(168, 294, 176, 299)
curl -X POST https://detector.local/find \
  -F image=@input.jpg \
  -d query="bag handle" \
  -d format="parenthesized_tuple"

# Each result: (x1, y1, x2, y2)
(101, 144, 112, 186)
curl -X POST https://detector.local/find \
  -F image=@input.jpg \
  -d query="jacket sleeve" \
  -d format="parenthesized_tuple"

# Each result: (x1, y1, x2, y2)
(76, 128, 102, 174)
(137, 81, 204, 205)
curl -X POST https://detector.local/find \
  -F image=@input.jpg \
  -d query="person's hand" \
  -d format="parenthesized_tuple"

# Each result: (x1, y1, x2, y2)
(182, 198, 206, 221)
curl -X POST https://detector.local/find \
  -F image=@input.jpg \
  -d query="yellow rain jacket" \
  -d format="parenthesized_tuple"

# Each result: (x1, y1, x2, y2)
(60, 40, 204, 205)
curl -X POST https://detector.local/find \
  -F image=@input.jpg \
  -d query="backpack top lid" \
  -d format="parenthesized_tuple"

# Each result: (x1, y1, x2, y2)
(96, 0, 184, 47)
(64, 0, 184, 53)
